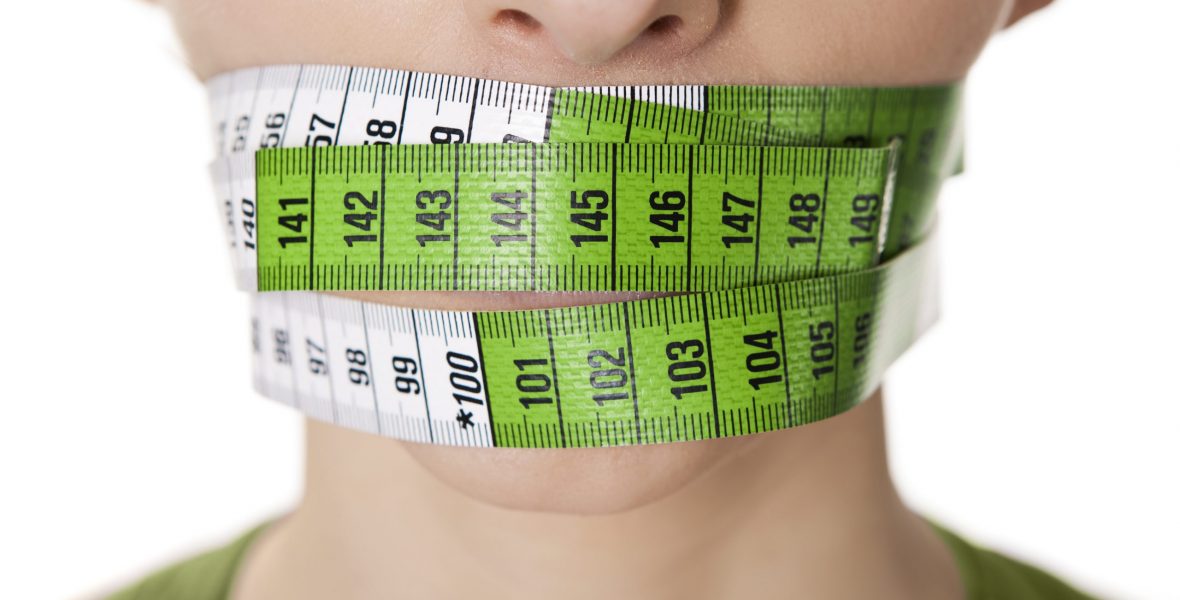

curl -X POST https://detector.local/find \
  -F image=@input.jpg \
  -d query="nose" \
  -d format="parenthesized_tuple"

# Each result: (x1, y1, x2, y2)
(465, 0, 722, 65)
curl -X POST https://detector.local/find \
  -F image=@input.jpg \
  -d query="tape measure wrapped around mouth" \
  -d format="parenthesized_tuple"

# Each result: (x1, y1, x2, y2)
(206, 65, 963, 448)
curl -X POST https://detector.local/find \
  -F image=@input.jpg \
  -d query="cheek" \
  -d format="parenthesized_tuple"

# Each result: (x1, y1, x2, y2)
(161, 0, 460, 79)
(399, 435, 756, 514)
(739, 0, 1011, 83)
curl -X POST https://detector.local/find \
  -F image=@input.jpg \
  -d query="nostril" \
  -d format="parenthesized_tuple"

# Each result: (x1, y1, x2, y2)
(645, 15, 683, 37)
(493, 9, 543, 32)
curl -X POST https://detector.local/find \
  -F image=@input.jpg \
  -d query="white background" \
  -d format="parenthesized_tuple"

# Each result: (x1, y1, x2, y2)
(2, 1, 1177, 598)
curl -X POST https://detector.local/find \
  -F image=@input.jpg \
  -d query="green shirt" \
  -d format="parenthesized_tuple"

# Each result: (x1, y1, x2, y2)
(108, 521, 1097, 599)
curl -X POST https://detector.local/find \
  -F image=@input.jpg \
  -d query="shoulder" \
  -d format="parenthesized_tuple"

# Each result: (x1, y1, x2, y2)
(105, 523, 269, 600)
(931, 523, 1098, 600)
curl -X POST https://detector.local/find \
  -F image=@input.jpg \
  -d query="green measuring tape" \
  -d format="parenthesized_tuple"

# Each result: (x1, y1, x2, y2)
(251, 143, 895, 292)
(208, 65, 959, 447)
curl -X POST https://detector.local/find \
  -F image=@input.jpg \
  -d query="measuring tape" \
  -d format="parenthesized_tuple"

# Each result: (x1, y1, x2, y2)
(248, 243, 937, 447)
(233, 143, 897, 292)
(206, 65, 959, 447)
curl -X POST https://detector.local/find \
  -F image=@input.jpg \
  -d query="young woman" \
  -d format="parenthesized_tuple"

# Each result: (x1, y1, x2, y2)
(115, 1, 1090, 598)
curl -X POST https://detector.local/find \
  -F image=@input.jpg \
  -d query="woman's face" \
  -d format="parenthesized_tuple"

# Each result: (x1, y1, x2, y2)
(158, 0, 1032, 514)
(162, 0, 1020, 84)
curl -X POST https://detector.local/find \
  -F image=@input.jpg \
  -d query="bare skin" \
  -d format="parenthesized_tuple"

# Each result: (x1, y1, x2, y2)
(152, 1, 1051, 597)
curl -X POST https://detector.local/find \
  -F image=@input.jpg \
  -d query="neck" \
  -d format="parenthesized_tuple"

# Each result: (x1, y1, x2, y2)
(234, 390, 963, 600)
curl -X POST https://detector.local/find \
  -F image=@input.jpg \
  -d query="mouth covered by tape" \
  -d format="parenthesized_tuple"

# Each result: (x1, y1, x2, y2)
(206, 65, 962, 448)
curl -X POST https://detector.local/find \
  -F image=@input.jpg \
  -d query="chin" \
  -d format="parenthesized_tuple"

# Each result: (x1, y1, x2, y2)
(399, 435, 756, 515)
